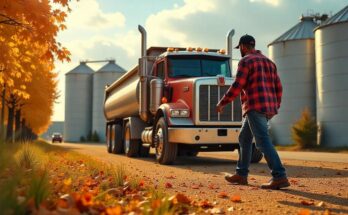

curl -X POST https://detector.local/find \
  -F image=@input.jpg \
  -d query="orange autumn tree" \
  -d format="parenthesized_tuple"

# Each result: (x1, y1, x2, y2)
(10, 43, 59, 138)
(0, 0, 73, 140)
(21, 57, 58, 135)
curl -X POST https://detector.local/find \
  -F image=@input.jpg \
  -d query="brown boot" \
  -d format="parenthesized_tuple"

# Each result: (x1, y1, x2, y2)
(225, 174, 248, 185)
(261, 178, 290, 190)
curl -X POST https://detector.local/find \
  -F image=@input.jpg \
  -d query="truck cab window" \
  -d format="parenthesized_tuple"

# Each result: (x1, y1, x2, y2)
(157, 61, 165, 79)
(168, 56, 231, 78)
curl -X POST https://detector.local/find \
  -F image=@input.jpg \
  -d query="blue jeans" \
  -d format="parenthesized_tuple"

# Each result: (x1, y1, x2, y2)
(236, 110, 287, 179)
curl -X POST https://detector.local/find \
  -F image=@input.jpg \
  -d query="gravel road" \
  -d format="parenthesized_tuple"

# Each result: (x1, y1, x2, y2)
(57, 142, 348, 215)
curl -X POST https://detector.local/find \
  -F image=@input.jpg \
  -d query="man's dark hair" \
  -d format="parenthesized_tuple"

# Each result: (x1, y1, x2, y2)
(243, 43, 255, 50)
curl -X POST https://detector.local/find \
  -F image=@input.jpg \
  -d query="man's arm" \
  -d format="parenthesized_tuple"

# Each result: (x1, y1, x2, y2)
(217, 60, 249, 111)
(274, 72, 283, 109)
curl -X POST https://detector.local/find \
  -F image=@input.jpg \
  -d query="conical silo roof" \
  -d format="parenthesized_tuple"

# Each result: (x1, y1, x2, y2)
(96, 60, 126, 73)
(268, 16, 318, 46)
(316, 5, 348, 30)
(66, 62, 94, 75)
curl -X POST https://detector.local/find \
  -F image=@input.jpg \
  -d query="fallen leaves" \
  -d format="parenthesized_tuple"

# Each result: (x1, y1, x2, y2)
(300, 200, 314, 206)
(63, 177, 72, 186)
(290, 179, 299, 185)
(191, 184, 200, 189)
(209, 207, 225, 214)
(164, 182, 173, 189)
(217, 191, 228, 199)
(317, 201, 325, 207)
(323, 209, 331, 215)
(230, 195, 242, 203)
(298, 209, 311, 215)
(198, 200, 213, 209)
(169, 193, 191, 205)
(208, 183, 219, 190)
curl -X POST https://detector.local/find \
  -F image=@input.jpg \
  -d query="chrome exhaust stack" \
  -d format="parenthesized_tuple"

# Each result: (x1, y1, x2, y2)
(138, 25, 149, 122)
(227, 29, 235, 75)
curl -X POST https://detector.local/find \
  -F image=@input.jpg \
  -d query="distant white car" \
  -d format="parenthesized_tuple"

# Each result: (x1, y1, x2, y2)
(52, 133, 63, 143)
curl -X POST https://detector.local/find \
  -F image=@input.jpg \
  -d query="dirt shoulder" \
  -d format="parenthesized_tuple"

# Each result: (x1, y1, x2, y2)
(59, 142, 348, 215)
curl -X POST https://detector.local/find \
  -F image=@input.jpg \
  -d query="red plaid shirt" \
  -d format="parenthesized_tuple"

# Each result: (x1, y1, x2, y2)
(218, 50, 282, 118)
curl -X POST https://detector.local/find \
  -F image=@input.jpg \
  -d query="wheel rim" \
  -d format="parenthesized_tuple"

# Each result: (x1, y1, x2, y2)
(124, 127, 130, 153)
(155, 127, 164, 159)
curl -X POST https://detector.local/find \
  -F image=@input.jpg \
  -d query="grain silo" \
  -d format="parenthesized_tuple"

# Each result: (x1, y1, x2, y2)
(92, 60, 126, 142)
(314, 5, 348, 147)
(268, 16, 318, 145)
(64, 62, 94, 142)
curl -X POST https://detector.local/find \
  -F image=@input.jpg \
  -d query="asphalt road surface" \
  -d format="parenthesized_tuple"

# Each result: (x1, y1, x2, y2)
(57, 142, 348, 215)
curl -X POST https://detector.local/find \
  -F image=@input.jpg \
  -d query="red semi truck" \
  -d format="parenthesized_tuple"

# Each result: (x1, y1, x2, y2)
(103, 25, 263, 165)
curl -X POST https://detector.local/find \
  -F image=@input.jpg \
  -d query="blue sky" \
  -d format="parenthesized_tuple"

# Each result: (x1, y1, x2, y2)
(53, 0, 348, 121)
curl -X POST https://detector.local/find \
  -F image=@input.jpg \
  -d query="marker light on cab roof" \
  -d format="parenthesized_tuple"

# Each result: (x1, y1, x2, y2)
(218, 49, 226, 54)
(167, 47, 174, 52)
(204, 48, 209, 52)
(196, 47, 202, 52)
(186, 47, 193, 52)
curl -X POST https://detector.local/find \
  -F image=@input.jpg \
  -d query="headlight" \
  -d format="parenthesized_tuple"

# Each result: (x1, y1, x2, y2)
(179, 110, 189, 117)
(170, 109, 190, 118)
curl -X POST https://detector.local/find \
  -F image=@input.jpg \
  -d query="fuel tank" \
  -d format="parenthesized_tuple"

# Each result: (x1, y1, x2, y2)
(103, 67, 140, 120)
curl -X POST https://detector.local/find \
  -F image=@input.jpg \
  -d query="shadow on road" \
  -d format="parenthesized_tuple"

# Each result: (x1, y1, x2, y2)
(59, 143, 348, 179)
(134, 153, 348, 179)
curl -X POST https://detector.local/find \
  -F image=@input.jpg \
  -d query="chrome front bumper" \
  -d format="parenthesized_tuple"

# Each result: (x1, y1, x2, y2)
(168, 127, 240, 144)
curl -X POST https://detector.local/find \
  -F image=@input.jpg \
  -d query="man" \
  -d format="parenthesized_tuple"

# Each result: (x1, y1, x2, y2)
(216, 35, 289, 190)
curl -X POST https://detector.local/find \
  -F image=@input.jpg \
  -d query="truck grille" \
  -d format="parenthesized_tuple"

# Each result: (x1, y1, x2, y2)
(199, 85, 242, 122)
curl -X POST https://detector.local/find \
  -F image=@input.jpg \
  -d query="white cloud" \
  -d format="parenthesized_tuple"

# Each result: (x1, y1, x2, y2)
(66, 0, 125, 30)
(146, 0, 216, 47)
(249, 0, 281, 7)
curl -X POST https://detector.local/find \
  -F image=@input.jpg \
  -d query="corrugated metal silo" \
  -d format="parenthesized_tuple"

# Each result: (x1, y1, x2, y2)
(92, 60, 126, 142)
(268, 16, 318, 145)
(314, 6, 348, 147)
(64, 62, 94, 142)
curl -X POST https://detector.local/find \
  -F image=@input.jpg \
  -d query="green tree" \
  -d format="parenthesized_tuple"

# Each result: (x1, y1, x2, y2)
(291, 108, 318, 149)
(91, 130, 100, 143)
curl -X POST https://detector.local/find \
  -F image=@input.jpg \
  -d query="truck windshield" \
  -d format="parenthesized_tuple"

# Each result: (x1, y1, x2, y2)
(168, 56, 231, 78)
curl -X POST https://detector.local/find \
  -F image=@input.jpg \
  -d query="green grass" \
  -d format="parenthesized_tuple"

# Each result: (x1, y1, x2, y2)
(0, 140, 196, 214)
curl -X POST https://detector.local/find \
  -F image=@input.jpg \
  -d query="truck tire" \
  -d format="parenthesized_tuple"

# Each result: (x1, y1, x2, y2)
(251, 143, 263, 163)
(154, 117, 177, 165)
(106, 125, 112, 153)
(112, 124, 124, 154)
(124, 122, 139, 157)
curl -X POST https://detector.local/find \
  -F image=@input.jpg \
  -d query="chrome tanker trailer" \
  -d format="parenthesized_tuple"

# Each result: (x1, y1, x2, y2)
(103, 25, 263, 165)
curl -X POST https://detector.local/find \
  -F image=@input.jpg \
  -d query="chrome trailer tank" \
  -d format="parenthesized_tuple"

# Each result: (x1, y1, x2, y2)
(103, 67, 140, 120)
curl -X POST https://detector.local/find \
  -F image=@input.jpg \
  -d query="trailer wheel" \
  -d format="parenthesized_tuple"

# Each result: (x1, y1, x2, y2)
(124, 122, 139, 157)
(154, 117, 177, 165)
(106, 125, 112, 153)
(251, 143, 263, 163)
(112, 124, 124, 154)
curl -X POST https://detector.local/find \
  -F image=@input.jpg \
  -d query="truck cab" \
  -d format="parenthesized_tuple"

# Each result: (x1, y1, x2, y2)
(147, 48, 244, 163)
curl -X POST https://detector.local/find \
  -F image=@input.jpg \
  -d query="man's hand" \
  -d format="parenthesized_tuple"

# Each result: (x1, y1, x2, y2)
(216, 103, 224, 113)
